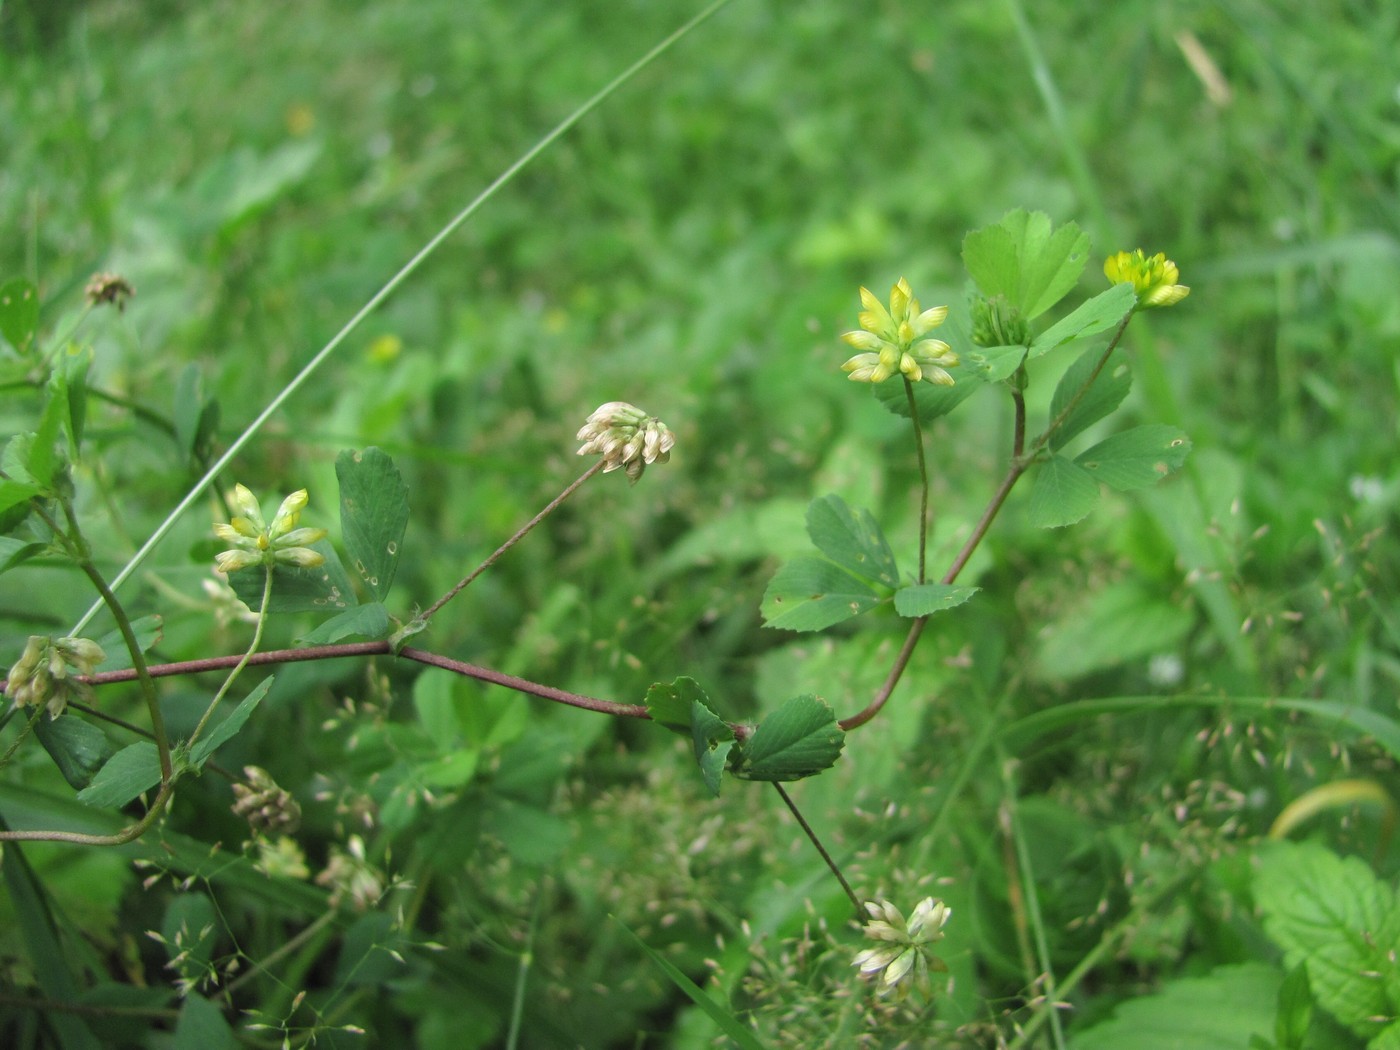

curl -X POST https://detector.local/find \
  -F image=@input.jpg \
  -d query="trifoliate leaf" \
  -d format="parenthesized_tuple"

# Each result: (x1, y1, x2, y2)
(893, 583, 979, 617)
(761, 556, 882, 631)
(1048, 344, 1132, 451)
(962, 210, 1090, 320)
(730, 694, 844, 782)
(1075, 426, 1192, 491)
(805, 494, 898, 589)
(337, 447, 408, 603)
(299, 601, 391, 644)
(1027, 454, 1098, 528)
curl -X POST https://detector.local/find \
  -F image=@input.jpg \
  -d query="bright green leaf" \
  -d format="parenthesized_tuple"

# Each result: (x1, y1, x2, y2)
(191, 676, 274, 766)
(806, 494, 898, 588)
(873, 364, 983, 422)
(646, 676, 708, 736)
(963, 343, 1028, 382)
(0, 536, 48, 575)
(336, 447, 408, 602)
(1076, 425, 1192, 490)
(1275, 964, 1312, 1050)
(893, 583, 979, 617)
(0, 277, 39, 352)
(691, 697, 736, 797)
(173, 995, 236, 1050)
(962, 209, 1089, 320)
(1254, 840, 1400, 1040)
(35, 714, 117, 791)
(1027, 454, 1098, 528)
(1049, 345, 1133, 451)
(1028, 282, 1136, 360)
(77, 741, 162, 809)
(762, 556, 882, 631)
(731, 694, 844, 782)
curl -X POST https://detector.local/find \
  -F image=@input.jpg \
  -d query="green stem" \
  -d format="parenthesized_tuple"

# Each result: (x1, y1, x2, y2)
(904, 377, 931, 584)
(186, 566, 273, 750)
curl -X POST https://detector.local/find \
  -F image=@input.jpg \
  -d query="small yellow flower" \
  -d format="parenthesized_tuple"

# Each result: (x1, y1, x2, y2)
(214, 484, 327, 574)
(841, 278, 958, 386)
(1104, 249, 1190, 309)
(576, 402, 675, 484)
(852, 896, 951, 999)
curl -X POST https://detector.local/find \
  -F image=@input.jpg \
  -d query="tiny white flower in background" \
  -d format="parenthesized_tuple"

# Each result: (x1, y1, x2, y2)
(852, 896, 951, 999)
(1147, 652, 1185, 688)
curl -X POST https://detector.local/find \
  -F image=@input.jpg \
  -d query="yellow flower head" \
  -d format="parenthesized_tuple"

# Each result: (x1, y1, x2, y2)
(841, 277, 958, 386)
(214, 484, 327, 574)
(1104, 249, 1190, 309)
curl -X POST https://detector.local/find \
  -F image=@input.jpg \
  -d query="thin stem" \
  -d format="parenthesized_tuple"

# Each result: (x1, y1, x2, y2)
(186, 566, 273, 750)
(772, 782, 861, 916)
(838, 315, 1135, 731)
(904, 377, 931, 584)
(69, 0, 737, 638)
(419, 461, 604, 624)
(506, 877, 547, 1050)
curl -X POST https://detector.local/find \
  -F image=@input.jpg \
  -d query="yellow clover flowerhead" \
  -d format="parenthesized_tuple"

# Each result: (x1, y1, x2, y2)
(841, 277, 958, 386)
(214, 484, 327, 574)
(1104, 249, 1190, 309)
(852, 896, 952, 1000)
(576, 402, 675, 484)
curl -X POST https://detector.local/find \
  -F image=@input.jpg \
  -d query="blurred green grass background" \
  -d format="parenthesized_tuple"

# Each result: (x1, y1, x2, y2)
(2, 0, 1398, 1045)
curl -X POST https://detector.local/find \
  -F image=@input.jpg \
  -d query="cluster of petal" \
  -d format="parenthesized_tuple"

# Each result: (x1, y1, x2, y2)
(315, 835, 384, 910)
(576, 401, 675, 483)
(214, 484, 327, 574)
(852, 896, 951, 999)
(5, 635, 106, 719)
(841, 278, 958, 386)
(231, 765, 302, 835)
(1104, 250, 1190, 309)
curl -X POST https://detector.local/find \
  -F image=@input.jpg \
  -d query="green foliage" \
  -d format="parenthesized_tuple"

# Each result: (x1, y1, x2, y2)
(962, 209, 1089, 321)
(1254, 841, 1400, 1042)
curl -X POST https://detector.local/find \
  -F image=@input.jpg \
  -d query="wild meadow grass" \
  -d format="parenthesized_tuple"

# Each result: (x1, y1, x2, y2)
(1, 0, 1398, 1046)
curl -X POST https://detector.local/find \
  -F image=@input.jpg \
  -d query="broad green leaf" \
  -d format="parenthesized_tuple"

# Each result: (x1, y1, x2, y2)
(35, 714, 116, 791)
(299, 601, 390, 644)
(173, 994, 236, 1050)
(614, 918, 769, 1050)
(806, 494, 898, 588)
(0, 277, 39, 352)
(27, 383, 67, 489)
(691, 697, 735, 797)
(191, 676, 274, 766)
(1028, 282, 1136, 360)
(1027, 454, 1098, 528)
(962, 209, 1089, 320)
(1275, 964, 1312, 1050)
(227, 538, 355, 614)
(337, 447, 408, 602)
(55, 349, 91, 453)
(761, 556, 882, 631)
(1033, 583, 1194, 680)
(1048, 345, 1133, 451)
(0, 476, 40, 517)
(173, 366, 219, 467)
(731, 694, 844, 782)
(1254, 840, 1400, 1040)
(77, 741, 162, 809)
(1075, 425, 1192, 491)
(646, 676, 709, 736)
(1071, 963, 1281, 1050)
(415, 749, 481, 790)
(873, 364, 983, 422)
(893, 583, 979, 617)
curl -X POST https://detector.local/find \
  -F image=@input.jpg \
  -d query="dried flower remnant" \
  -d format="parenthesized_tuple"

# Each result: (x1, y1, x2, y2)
(4, 635, 106, 719)
(576, 401, 675, 483)
(231, 766, 302, 835)
(852, 896, 951, 999)
(84, 272, 135, 311)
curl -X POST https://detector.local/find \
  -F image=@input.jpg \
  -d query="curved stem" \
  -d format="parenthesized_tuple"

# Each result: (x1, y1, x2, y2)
(186, 567, 273, 750)
(904, 377, 931, 584)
